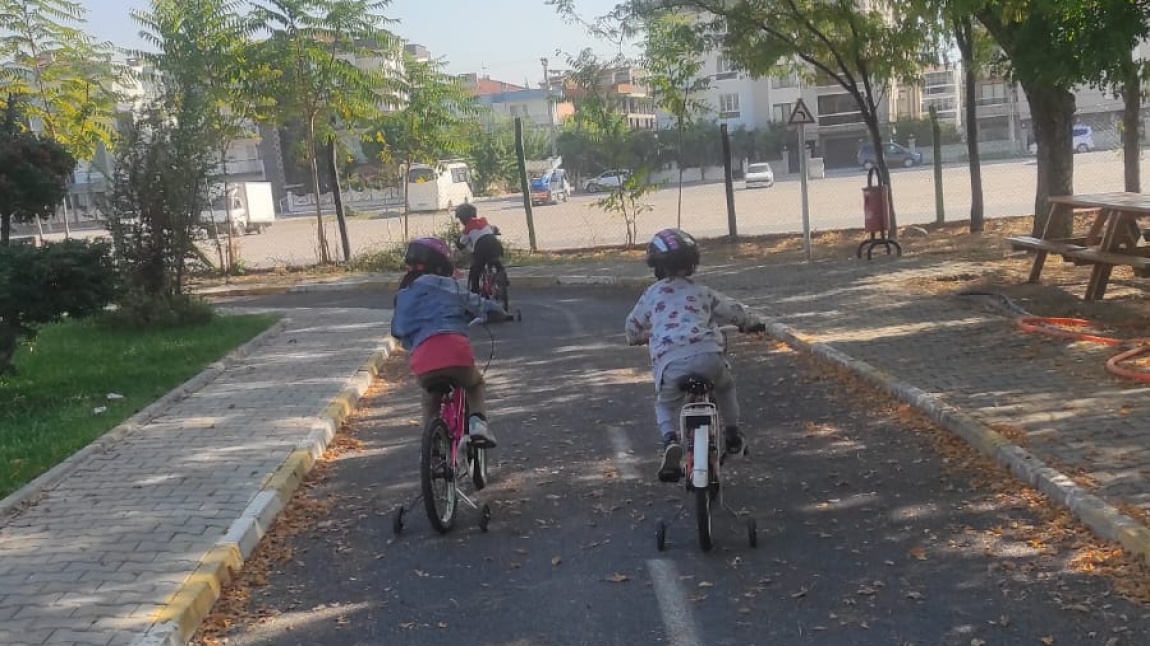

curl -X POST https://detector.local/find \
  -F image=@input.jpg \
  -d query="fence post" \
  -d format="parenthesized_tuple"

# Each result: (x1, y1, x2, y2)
(514, 117, 538, 252)
(929, 106, 945, 224)
(721, 123, 737, 239)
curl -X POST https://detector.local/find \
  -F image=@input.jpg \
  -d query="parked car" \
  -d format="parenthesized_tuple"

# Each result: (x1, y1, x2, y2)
(743, 162, 775, 189)
(857, 141, 923, 169)
(530, 169, 572, 206)
(1073, 125, 1094, 153)
(583, 169, 630, 193)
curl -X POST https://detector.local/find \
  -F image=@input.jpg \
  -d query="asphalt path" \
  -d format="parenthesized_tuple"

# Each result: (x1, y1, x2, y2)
(208, 286, 1149, 645)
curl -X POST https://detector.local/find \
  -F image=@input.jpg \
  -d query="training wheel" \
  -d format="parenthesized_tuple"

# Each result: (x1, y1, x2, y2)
(479, 504, 492, 532)
(392, 507, 405, 535)
(747, 518, 757, 548)
(656, 520, 667, 551)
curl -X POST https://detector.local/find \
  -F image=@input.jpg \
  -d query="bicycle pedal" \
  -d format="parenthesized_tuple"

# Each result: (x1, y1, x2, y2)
(658, 468, 684, 484)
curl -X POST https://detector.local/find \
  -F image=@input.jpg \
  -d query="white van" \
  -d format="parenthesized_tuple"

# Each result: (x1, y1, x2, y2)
(406, 161, 473, 212)
(1073, 125, 1094, 153)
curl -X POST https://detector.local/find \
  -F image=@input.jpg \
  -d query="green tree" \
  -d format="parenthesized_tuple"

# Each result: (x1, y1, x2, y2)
(0, 0, 119, 236)
(562, 0, 935, 237)
(0, 95, 75, 245)
(467, 118, 548, 196)
(251, 0, 399, 264)
(367, 52, 478, 239)
(970, 0, 1150, 236)
(134, 0, 266, 273)
(642, 11, 710, 226)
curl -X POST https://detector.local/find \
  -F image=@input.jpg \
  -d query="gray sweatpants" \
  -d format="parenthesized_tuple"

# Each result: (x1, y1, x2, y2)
(655, 352, 739, 440)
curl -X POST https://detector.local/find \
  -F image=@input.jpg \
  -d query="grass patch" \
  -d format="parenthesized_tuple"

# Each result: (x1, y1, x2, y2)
(0, 314, 278, 498)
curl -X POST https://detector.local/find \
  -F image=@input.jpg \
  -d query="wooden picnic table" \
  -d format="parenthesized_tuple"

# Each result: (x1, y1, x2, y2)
(1007, 192, 1150, 301)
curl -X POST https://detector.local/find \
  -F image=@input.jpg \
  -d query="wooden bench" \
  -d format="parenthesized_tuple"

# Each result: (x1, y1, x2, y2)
(1005, 235, 1087, 282)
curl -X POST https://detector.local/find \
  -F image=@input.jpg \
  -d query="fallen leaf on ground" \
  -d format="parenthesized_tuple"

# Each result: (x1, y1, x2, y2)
(606, 573, 630, 583)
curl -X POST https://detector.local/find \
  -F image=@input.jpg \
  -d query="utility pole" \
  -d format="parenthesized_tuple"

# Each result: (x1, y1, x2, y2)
(541, 57, 558, 159)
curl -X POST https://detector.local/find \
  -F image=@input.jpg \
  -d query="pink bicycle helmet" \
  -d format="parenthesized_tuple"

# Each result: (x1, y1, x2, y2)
(404, 237, 454, 276)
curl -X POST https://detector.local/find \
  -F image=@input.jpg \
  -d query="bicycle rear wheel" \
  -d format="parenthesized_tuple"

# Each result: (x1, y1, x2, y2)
(421, 418, 457, 533)
(494, 269, 510, 312)
(693, 429, 714, 551)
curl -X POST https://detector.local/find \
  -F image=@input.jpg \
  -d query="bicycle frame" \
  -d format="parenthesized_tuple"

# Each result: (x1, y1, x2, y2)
(439, 385, 468, 467)
(681, 398, 721, 491)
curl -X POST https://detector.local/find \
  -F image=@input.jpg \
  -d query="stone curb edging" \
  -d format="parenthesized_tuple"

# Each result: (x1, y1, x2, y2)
(195, 274, 652, 298)
(0, 317, 292, 521)
(130, 337, 399, 646)
(764, 318, 1150, 567)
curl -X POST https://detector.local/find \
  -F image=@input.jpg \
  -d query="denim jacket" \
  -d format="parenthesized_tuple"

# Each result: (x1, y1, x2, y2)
(391, 274, 503, 352)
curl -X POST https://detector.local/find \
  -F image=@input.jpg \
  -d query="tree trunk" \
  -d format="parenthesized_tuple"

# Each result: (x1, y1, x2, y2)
(0, 213, 9, 245)
(306, 117, 331, 264)
(677, 116, 684, 229)
(1022, 83, 1075, 238)
(1123, 66, 1141, 193)
(955, 17, 984, 233)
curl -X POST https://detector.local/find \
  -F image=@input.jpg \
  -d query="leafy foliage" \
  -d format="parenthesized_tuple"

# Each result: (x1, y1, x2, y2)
(101, 108, 213, 306)
(0, 0, 119, 165)
(133, 0, 266, 273)
(592, 166, 656, 246)
(251, 0, 400, 261)
(0, 238, 116, 373)
(0, 95, 75, 245)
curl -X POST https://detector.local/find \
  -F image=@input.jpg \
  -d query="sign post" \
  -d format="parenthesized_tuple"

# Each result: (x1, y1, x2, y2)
(789, 99, 816, 261)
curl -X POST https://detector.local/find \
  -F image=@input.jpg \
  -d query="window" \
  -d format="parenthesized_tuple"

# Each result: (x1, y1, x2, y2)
(407, 167, 436, 183)
(817, 93, 862, 126)
(772, 102, 792, 123)
(719, 93, 740, 117)
(450, 167, 469, 184)
(772, 73, 797, 88)
(978, 82, 1007, 105)
(715, 57, 736, 80)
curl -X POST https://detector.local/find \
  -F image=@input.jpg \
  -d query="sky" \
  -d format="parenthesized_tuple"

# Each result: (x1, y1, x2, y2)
(81, 0, 635, 86)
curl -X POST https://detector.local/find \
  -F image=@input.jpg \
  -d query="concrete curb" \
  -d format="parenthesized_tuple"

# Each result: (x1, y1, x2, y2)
(764, 318, 1150, 567)
(0, 316, 292, 521)
(196, 274, 651, 298)
(130, 337, 399, 646)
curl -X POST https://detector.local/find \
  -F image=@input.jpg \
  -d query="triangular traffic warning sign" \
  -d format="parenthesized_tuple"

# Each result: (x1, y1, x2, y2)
(788, 99, 815, 125)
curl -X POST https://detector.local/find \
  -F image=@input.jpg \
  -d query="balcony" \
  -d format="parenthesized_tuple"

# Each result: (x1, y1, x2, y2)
(215, 158, 265, 176)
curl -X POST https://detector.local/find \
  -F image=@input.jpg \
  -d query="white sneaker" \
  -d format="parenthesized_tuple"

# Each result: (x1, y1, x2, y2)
(468, 415, 497, 448)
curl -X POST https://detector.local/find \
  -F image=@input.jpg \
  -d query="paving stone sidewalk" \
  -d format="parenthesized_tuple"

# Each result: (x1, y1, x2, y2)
(0, 308, 392, 646)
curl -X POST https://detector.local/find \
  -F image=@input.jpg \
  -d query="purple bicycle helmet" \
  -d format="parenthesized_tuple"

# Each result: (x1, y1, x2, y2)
(404, 237, 454, 276)
(646, 228, 700, 278)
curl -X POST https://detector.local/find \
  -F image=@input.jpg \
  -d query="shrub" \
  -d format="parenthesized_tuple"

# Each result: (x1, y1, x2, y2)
(0, 239, 117, 373)
(102, 291, 215, 330)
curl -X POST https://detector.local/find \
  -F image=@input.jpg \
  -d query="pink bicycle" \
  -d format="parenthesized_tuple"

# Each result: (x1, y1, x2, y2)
(393, 318, 498, 534)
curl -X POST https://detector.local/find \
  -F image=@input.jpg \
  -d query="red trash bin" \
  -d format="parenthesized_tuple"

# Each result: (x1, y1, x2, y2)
(862, 167, 889, 233)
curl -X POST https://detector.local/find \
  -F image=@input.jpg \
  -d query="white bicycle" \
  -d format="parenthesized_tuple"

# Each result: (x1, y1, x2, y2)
(653, 325, 758, 552)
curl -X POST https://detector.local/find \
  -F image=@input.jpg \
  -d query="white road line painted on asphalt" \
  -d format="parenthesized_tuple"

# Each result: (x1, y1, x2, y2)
(607, 425, 640, 481)
(647, 558, 703, 646)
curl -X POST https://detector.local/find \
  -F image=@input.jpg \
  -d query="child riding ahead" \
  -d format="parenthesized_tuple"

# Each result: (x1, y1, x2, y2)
(454, 203, 506, 295)
(391, 237, 509, 448)
(624, 228, 766, 482)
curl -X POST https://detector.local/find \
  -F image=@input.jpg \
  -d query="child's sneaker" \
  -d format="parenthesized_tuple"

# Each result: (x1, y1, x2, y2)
(468, 414, 497, 448)
(658, 433, 684, 482)
(724, 426, 746, 455)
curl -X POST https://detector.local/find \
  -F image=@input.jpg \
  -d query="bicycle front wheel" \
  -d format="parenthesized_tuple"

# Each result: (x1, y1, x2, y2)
(421, 418, 457, 533)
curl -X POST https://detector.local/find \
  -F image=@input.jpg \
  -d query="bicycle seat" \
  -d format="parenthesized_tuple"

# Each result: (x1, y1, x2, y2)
(422, 377, 458, 394)
(678, 375, 714, 394)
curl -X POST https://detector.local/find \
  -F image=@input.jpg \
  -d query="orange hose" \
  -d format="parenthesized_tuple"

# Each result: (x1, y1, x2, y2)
(1014, 316, 1150, 382)
(1015, 316, 1128, 345)
(1106, 346, 1150, 382)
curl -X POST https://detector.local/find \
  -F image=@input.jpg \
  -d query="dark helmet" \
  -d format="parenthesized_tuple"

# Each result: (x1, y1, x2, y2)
(646, 228, 700, 279)
(404, 237, 454, 276)
(454, 202, 477, 223)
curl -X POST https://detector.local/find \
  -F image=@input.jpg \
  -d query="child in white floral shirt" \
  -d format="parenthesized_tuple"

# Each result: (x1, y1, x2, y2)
(625, 228, 765, 482)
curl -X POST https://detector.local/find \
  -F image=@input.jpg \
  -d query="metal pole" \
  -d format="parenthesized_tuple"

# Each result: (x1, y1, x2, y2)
(720, 123, 737, 239)
(541, 57, 557, 159)
(930, 105, 945, 224)
(799, 123, 811, 261)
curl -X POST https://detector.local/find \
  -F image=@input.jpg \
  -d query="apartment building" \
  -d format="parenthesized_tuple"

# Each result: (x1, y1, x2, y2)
(460, 73, 575, 129)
